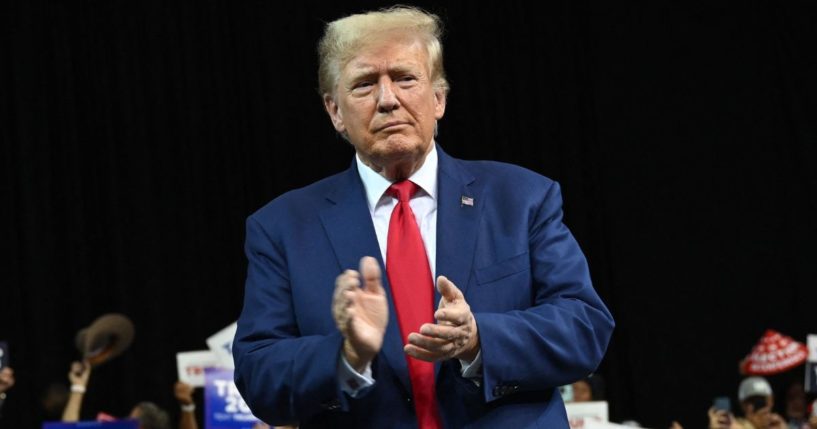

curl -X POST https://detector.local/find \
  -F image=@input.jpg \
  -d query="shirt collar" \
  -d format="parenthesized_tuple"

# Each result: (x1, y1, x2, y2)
(356, 144, 439, 212)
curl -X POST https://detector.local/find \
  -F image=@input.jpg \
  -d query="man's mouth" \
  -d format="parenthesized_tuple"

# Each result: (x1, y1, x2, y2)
(375, 121, 409, 132)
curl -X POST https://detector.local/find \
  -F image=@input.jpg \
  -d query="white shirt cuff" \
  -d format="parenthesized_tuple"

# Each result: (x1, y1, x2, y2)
(459, 350, 483, 380)
(338, 354, 375, 397)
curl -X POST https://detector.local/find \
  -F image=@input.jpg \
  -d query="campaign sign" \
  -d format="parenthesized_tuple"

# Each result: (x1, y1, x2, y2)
(207, 322, 237, 369)
(204, 367, 258, 429)
(807, 335, 817, 393)
(43, 420, 138, 429)
(177, 350, 221, 387)
(0, 341, 8, 369)
(565, 401, 609, 429)
(806, 361, 817, 393)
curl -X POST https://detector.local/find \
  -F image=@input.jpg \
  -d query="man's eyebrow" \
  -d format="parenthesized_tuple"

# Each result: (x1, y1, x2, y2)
(346, 63, 422, 82)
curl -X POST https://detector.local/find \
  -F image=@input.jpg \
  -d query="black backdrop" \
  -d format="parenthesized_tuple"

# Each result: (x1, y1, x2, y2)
(2, 1, 816, 428)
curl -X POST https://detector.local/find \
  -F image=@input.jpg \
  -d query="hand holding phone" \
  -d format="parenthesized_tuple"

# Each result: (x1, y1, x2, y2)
(709, 398, 733, 429)
(713, 396, 731, 412)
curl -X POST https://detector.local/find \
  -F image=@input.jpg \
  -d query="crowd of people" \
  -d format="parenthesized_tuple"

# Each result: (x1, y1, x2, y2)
(560, 374, 817, 429)
(2, 356, 816, 429)
(0, 359, 273, 429)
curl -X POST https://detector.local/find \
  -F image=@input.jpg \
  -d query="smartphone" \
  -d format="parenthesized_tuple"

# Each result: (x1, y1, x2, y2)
(713, 396, 731, 412)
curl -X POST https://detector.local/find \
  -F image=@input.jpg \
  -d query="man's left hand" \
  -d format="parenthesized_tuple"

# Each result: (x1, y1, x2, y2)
(405, 276, 480, 362)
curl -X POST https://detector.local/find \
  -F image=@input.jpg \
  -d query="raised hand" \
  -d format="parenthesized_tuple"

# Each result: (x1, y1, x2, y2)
(405, 276, 480, 362)
(332, 256, 389, 372)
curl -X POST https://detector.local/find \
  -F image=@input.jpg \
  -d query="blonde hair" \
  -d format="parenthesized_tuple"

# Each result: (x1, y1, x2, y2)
(317, 6, 449, 97)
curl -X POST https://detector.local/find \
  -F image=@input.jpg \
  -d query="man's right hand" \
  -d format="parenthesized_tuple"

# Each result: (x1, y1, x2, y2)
(332, 256, 388, 373)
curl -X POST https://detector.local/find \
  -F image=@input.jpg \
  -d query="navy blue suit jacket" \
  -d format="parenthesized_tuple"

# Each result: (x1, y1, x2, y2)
(233, 146, 614, 428)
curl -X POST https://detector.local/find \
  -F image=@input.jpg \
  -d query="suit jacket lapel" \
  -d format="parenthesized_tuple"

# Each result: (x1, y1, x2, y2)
(435, 147, 483, 379)
(435, 146, 481, 303)
(319, 162, 412, 395)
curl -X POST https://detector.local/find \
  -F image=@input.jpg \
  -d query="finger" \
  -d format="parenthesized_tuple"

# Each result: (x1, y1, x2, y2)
(419, 323, 462, 341)
(404, 344, 448, 362)
(436, 276, 463, 302)
(335, 270, 360, 293)
(333, 271, 359, 314)
(407, 332, 452, 352)
(360, 256, 384, 294)
(435, 306, 470, 326)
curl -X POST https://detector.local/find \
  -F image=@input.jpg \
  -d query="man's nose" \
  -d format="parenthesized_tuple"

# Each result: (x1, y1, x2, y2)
(376, 80, 400, 112)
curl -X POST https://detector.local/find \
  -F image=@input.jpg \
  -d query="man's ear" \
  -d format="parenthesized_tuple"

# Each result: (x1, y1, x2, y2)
(323, 94, 346, 133)
(433, 88, 447, 120)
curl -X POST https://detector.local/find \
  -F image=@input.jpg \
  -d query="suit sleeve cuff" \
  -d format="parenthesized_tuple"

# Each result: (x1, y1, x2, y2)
(338, 354, 375, 397)
(459, 350, 483, 381)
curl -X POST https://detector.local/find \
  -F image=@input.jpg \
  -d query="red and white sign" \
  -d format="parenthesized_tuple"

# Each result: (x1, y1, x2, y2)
(741, 329, 808, 375)
(177, 350, 220, 387)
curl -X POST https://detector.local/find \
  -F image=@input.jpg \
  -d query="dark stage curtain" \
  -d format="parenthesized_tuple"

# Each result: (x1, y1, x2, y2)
(1, 1, 815, 427)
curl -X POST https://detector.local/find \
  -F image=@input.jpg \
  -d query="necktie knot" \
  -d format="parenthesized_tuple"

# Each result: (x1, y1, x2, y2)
(388, 180, 419, 202)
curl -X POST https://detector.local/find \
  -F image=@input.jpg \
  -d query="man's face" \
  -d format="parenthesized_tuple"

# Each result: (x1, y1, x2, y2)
(745, 395, 774, 428)
(571, 381, 592, 402)
(324, 33, 446, 179)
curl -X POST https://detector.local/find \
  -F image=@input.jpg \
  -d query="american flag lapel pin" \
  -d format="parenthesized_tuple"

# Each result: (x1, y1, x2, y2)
(461, 195, 474, 207)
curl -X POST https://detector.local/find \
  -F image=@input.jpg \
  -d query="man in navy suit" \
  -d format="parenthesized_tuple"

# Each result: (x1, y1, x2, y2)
(233, 6, 614, 428)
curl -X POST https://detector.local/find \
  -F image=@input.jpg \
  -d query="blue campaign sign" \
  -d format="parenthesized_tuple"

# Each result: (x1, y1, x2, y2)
(43, 420, 138, 429)
(204, 367, 259, 429)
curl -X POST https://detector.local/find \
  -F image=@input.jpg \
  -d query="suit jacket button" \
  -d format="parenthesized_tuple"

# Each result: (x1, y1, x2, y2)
(406, 396, 412, 403)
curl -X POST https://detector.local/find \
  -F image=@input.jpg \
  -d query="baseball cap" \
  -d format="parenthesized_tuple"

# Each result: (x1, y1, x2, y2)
(738, 376, 772, 401)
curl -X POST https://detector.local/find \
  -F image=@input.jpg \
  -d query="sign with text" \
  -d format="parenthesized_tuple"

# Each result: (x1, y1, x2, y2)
(565, 401, 609, 429)
(43, 420, 138, 429)
(807, 362, 817, 393)
(0, 341, 8, 369)
(177, 350, 221, 387)
(204, 367, 258, 429)
(207, 322, 237, 369)
(807, 335, 817, 393)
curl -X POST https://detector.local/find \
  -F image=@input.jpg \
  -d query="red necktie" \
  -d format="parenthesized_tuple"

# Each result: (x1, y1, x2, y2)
(386, 180, 441, 429)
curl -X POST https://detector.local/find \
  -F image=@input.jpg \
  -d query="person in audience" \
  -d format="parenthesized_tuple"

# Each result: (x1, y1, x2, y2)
(707, 376, 787, 429)
(572, 374, 606, 402)
(41, 382, 70, 420)
(62, 360, 91, 421)
(174, 381, 198, 429)
(782, 381, 817, 429)
(130, 401, 171, 429)
(0, 366, 15, 418)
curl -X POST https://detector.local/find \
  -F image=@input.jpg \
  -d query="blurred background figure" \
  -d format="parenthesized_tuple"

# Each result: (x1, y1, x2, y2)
(571, 374, 606, 402)
(174, 381, 198, 429)
(782, 381, 817, 429)
(0, 366, 15, 418)
(707, 376, 787, 429)
(62, 360, 91, 422)
(129, 401, 171, 429)
(41, 382, 70, 421)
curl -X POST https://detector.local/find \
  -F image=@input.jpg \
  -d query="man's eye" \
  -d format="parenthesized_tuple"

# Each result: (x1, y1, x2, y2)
(353, 82, 373, 90)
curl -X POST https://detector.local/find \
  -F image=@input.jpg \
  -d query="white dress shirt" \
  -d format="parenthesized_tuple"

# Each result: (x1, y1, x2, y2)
(338, 145, 481, 397)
